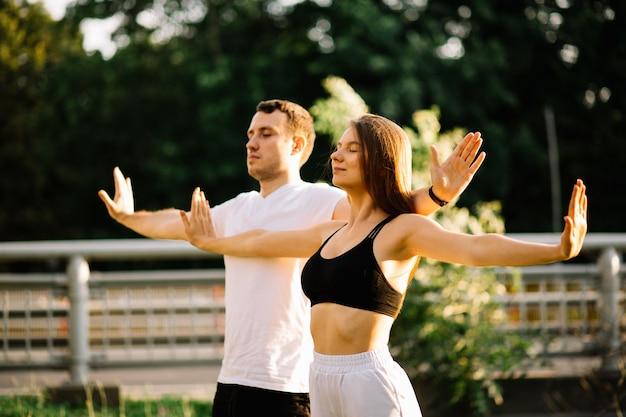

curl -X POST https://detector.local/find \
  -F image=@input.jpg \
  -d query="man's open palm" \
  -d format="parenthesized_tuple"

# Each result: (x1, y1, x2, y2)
(98, 167, 135, 221)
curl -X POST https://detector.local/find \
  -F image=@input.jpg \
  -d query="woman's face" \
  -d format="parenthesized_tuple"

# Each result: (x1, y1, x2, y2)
(330, 127, 364, 189)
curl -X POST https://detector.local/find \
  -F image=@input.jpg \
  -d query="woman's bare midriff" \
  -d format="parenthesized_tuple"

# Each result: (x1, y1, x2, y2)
(310, 303, 395, 354)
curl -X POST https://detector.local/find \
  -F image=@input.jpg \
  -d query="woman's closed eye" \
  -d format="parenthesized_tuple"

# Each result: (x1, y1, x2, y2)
(335, 142, 360, 152)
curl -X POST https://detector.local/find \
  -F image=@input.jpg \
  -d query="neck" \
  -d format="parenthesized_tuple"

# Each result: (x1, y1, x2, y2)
(345, 188, 387, 225)
(258, 169, 302, 197)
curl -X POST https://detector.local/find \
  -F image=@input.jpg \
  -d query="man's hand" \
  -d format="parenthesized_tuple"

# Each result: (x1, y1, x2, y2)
(430, 132, 486, 202)
(180, 187, 216, 246)
(559, 179, 588, 260)
(98, 167, 135, 223)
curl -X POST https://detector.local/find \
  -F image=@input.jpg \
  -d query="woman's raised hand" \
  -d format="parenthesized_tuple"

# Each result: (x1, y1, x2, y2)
(559, 179, 588, 260)
(180, 187, 216, 246)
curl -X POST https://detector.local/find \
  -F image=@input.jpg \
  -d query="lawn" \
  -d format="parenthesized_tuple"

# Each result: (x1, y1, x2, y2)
(0, 395, 212, 417)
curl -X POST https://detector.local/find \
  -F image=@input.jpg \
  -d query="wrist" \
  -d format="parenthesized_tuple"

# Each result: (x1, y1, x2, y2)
(115, 212, 131, 225)
(428, 186, 448, 207)
(553, 244, 567, 261)
(193, 235, 215, 252)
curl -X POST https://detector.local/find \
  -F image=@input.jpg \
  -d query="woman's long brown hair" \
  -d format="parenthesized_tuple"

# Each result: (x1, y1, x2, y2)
(352, 114, 415, 216)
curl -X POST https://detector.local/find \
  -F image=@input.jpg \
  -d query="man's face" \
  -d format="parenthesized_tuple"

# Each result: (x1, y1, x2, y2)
(246, 110, 294, 181)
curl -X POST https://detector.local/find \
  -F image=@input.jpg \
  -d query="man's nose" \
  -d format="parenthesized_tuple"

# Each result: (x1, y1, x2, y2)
(246, 137, 259, 150)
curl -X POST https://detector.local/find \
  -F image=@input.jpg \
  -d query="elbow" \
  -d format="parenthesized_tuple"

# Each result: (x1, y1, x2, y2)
(466, 235, 496, 267)
(465, 253, 484, 267)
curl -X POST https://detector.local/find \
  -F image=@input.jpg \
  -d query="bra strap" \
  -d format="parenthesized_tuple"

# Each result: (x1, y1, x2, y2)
(367, 215, 397, 240)
(319, 223, 346, 249)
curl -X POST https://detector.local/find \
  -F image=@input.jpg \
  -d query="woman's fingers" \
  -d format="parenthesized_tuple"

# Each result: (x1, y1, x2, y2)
(468, 151, 486, 174)
(186, 188, 211, 233)
(568, 183, 579, 219)
(459, 133, 477, 161)
(179, 210, 191, 230)
(452, 132, 473, 158)
(192, 187, 202, 218)
(190, 188, 197, 217)
(200, 191, 208, 216)
(578, 182, 586, 212)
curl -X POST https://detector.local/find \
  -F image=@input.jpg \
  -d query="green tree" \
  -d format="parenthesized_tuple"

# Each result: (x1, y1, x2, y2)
(0, 0, 83, 239)
(2, 0, 624, 239)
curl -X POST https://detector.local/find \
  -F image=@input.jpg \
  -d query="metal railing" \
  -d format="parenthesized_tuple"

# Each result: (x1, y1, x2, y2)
(0, 234, 624, 384)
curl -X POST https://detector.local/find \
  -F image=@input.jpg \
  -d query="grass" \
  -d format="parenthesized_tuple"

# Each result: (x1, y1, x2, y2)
(0, 395, 212, 417)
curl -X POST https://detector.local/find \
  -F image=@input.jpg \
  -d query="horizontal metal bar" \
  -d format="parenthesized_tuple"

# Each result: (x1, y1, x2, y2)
(0, 273, 68, 286)
(0, 269, 225, 286)
(0, 239, 219, 261)
(90, 358, 224, 368)
(0, 358, 223, 370)
(90, 269, 225, 285)
(494, 264, 602, 275)
(1, 234, 625, 262)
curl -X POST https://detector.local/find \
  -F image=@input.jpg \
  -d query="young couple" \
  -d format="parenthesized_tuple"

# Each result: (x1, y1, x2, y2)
(100, 100, 587, 417)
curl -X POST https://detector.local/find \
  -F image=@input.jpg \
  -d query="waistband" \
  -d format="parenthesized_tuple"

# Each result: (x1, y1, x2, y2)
(311, 346, 393, 374)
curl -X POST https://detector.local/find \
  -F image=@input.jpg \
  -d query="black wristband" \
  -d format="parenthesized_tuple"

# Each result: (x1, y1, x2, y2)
(428, 186, 448, 207)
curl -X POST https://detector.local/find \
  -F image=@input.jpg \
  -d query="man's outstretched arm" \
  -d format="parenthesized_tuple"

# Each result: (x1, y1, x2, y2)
(411, 131, 485, 215)
(98, 167, 187, 240)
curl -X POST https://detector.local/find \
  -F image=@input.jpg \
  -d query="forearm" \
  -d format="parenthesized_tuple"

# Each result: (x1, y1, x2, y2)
(118, 209, 187, 240)
(472, 234, 563, 267)
(189, 225, 327, 258)
(191, 230, 272, 257)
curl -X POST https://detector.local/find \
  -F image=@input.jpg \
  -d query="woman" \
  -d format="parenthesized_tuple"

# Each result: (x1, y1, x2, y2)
(180, 114, 587, 417)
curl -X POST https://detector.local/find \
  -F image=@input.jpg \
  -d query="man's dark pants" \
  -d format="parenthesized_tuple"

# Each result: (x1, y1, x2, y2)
(212, 382, 310, 417)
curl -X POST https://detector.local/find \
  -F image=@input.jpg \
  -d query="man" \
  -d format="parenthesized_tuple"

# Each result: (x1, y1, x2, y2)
(99, 99, 485, 417)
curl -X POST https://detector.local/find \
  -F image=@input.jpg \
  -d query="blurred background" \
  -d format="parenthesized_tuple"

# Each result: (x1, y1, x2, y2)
(1, 0, 625, 416)
(1, 0, 625, 240)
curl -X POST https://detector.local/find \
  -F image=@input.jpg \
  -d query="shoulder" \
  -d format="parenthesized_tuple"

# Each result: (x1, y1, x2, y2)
(394, 213, 431, 226)
(211, 191, 258, 222)
(314, 220, 347, 240)
(376, 214, 442, 259)
(300, 181, 346, 200)
(385, 213, 441, 238)
(217, 190, 258, 208)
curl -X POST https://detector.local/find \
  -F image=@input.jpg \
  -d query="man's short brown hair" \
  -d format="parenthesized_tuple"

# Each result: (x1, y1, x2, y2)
(256, 99, 315, 166)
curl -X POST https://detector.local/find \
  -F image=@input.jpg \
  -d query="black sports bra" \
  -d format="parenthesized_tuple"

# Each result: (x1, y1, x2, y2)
(301, 216, 404, 318)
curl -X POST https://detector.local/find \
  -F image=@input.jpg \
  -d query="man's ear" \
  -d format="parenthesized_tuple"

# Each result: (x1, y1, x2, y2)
(291, 135, 305, 156)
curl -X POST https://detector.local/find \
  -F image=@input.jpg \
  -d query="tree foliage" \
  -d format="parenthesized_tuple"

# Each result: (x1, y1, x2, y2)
(1, 0, 624, 238)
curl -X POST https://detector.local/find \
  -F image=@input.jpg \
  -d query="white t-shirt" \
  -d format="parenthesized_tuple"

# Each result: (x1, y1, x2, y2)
(210, 181, 346, 393)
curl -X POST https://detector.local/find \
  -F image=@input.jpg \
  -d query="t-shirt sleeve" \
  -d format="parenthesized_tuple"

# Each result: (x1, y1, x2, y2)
(307, 183, 346, 222)
(210, 196, 239, 237)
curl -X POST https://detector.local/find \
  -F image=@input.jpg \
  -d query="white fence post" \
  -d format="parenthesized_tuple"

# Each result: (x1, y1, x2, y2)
(67, 255, 90, 385)
(598, 247, 621, 373)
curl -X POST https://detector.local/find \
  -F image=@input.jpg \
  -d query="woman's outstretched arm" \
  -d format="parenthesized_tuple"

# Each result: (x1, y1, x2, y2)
(394, 180, 587, 266)
(179, 187, 344, 258)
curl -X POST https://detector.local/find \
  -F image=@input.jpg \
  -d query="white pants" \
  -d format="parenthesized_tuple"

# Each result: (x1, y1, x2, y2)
(309, 347, 422, 417)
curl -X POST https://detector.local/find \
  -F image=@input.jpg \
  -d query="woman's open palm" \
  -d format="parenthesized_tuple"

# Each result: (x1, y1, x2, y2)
(180, 188, 216, 245)
(560, 179, 588, 260)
